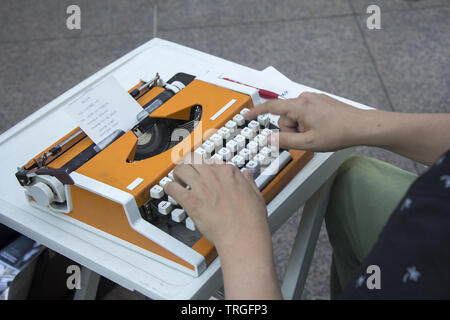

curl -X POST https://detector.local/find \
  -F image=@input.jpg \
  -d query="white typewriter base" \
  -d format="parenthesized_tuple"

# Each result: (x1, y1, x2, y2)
(0, 38, 371, 299)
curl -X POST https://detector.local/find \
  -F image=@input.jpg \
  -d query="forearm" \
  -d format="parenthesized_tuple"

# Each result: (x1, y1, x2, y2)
(355, 110, 450, 165)
(217, 234, 282, 300)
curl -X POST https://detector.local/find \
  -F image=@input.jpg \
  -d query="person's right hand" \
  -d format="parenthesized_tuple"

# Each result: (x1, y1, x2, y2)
(244, 92, 372, 152)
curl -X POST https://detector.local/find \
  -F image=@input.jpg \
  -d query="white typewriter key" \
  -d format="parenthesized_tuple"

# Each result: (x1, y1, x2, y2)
(240, 108, 251, 115)
(202, 140, 215, 154)
(246, 160, 260, 177)
(218, 127, 231, 140)
(218, 147, 232, 161)
(259, 153, 271, 165)
(158, 201, 172, 215)
(227, 161, 236, 167)
(247, 141, 259, 155)
(261, 128, 273, 137)
(270, 144, 280, 157)
(210, 133, 223, 148)
(239, 148, 251, 161)
(226, 140, 238, 153)
(150, 185, 164, 199)
(234, 134, 246, 149)
(171, 208, 186, 223)
(260, 146, 272, 158)
(241, 127, 255, 140)
(248, 120, 260, 133)
(194, 147, 207, 159)
(257, 114, 270, 127)
(254, 134, 267, 148)
(168, 170, 174, 180)
(225, 120, 237, 133)
(231, 155, 245, 168)
(210, 153, 223, 163)
(253, 154, 269, 166)
(186, 217, 196, 231)
(159, 177, 173, 188)
(232, 114, 245, 126)
(168, 195, 178, 206)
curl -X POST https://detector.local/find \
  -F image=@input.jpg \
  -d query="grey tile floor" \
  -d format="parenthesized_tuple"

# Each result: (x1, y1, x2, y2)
(0, 0, 448, 300)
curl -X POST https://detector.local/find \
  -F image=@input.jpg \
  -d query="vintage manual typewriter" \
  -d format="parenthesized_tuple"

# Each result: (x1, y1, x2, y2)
(15, 73, 313, 276)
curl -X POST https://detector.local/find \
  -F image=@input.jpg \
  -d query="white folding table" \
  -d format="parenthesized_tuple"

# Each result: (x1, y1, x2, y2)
(0, 38, 372, 300)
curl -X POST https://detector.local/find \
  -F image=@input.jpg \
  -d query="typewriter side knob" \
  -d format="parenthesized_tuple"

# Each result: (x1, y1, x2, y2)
(25, 175, 67, 208)
(29, 182, 55, 207)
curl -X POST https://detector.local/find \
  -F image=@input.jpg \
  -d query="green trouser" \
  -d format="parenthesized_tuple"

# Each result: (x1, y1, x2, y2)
(325, 155, 418, 299)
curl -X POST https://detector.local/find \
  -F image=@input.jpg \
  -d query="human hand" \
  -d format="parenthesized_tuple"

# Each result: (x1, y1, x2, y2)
(244, 92, 371, 152)
(164, 161, 270, 252)
(164, 160, 281, 299)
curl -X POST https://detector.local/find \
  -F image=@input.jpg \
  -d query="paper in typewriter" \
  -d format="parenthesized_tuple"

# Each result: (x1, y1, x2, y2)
(65, 76, 143, 145)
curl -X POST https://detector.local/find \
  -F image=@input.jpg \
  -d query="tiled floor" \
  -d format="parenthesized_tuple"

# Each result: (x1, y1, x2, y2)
(0, 0, 448, 300)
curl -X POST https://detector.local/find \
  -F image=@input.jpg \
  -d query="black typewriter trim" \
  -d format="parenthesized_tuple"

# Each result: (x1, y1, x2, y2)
(133, 118, 175, 161)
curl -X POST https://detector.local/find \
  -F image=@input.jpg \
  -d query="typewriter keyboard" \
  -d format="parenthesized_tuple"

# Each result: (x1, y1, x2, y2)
(141, 108, 292, 242)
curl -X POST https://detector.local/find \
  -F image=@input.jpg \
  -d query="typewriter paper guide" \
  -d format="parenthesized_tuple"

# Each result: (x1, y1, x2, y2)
(65, 77, 143, 145)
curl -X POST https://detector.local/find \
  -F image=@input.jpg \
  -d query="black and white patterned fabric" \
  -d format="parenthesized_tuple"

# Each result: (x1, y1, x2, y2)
(339, 150, 450, 299)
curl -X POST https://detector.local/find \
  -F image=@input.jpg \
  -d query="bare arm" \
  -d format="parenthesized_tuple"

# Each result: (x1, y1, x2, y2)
(163, 93, 449, 300)
(165, 162, 282, 300)
(361, 111, 450, 165)
(244, 93, 450, 166)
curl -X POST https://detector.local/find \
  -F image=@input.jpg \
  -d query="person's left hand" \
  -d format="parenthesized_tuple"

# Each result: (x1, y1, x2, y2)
(165, 158, 282, 299)
(164, 161, 270, 252)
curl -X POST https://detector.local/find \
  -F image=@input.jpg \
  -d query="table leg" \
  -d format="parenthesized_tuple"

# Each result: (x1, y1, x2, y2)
(281, 174, 336, 300)
(73, 266, 101, 300)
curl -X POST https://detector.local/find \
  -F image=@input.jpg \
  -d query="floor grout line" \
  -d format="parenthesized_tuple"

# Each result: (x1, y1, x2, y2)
(0, 30, 157, 46)
(128, 3, 450, 33)
(348, 0, 356, 14)
(349, 0, 421, 176)
(347, 0, 395, 112)
(153, 3, 158, 38)
(1, 3, 449, 46)
(157, 12, 356, 32)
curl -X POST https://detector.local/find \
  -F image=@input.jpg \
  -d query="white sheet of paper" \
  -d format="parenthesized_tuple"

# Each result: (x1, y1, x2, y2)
(65, 77, 143, 145)
(261, 66, 374, 110)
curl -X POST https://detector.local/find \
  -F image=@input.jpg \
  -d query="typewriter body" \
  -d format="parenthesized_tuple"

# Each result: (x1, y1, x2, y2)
(15, 73, 313, 276)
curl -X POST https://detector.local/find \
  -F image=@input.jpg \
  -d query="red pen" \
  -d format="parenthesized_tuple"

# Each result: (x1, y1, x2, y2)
(222, 77, 286, 100)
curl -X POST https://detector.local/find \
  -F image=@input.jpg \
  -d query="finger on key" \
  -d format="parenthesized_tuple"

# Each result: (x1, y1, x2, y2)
(243, 99, 296, 120)
(268, 131, 315, 150)
(164, 181, 193, 211)
(173, 163, 200, 190)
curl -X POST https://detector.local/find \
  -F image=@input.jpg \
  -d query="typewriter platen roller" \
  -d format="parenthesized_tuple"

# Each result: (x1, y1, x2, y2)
(15, 73, 313, 276)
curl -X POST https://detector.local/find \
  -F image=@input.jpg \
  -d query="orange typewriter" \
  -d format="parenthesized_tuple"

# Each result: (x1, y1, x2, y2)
(15, 73, 313, 276)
